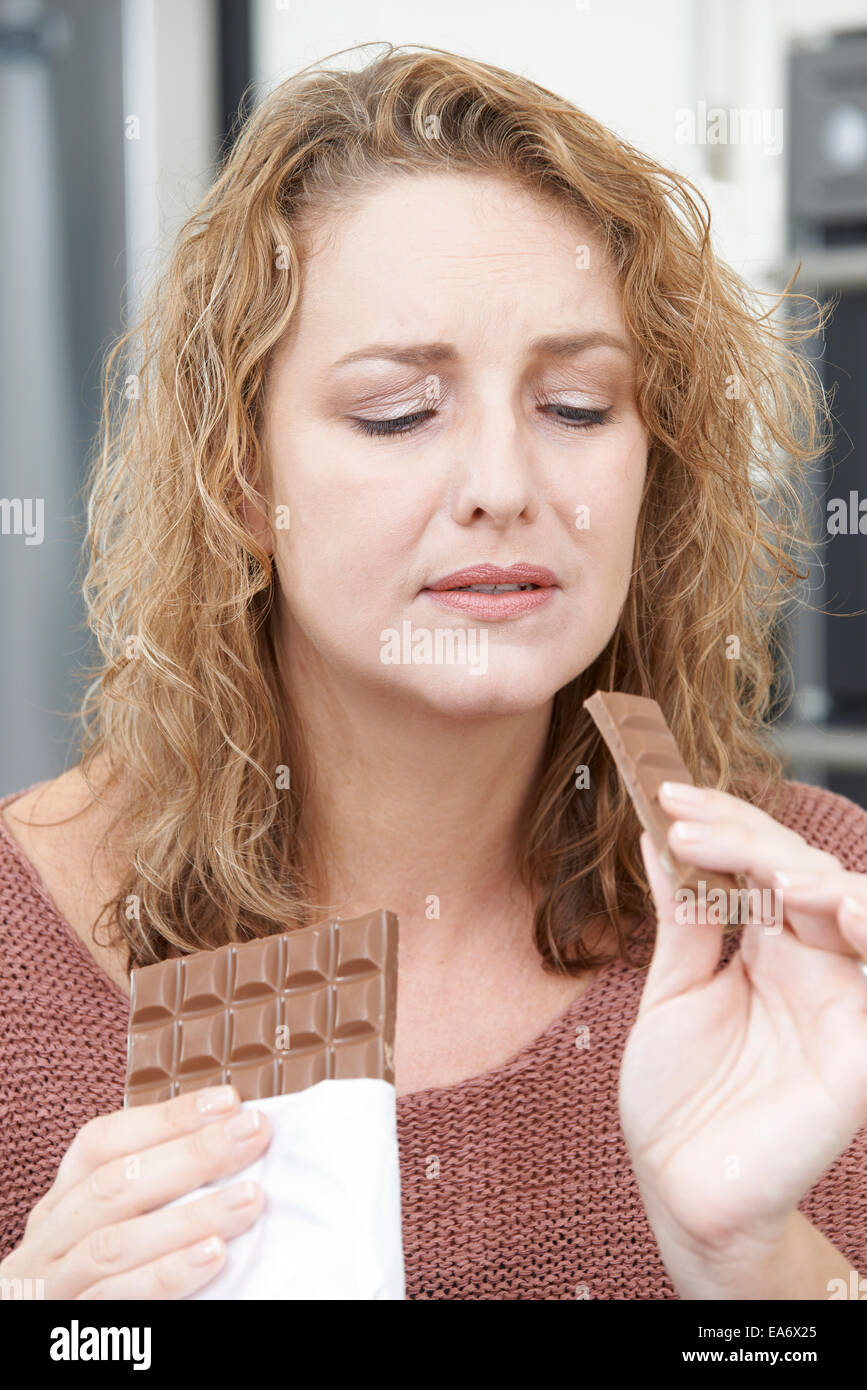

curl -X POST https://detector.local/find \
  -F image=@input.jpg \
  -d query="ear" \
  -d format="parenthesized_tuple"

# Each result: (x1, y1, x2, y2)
(240, 488, 274, 556)
(238, 447, 274, 557)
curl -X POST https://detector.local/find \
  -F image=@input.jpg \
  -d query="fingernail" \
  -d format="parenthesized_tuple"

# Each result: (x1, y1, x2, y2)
(221, 1180, 259, 1210)
(774, 870, 822, 889)
(660, 781, 705, 805)
(226, 1110, 261, 1142)
(195, 1086, 236, 1115)
(188, 1236, 224, 1266)
(671, 820, 710, 843)
(841, 896, 867, 923)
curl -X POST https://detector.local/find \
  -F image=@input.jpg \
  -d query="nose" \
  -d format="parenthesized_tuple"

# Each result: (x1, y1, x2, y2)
(449, 381, 541, 527)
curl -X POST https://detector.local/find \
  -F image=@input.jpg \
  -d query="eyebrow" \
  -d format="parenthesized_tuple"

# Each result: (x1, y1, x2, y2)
(327, 330, 633, 372)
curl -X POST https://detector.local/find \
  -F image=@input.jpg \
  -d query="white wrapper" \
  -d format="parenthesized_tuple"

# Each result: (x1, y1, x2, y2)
(165, 1078, 405, 1299)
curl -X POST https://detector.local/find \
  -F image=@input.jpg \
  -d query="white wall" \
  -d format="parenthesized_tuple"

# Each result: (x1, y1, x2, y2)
(252, 1, 702, 175)
(250, 0, 867, 291)
(122, 0, 218, 320)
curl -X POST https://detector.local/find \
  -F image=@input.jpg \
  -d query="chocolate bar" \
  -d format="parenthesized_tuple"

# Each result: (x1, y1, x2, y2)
(125, 909, 398, 1107)
(583, 690, 740, 916)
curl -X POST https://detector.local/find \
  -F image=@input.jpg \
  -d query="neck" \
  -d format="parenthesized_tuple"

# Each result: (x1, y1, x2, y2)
(281, 640, 551, 964)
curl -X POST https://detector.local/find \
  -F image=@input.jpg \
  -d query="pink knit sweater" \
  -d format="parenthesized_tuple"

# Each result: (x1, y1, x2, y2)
(2, 777, 866, 1298)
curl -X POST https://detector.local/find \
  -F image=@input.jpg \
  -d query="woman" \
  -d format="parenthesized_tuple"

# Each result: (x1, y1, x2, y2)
(1, 42, 866, 1301)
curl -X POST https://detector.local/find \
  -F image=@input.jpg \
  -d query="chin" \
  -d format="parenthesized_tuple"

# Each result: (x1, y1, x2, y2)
(394, 660, 570, 719)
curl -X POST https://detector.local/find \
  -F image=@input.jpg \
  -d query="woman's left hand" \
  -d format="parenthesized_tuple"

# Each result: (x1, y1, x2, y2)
(618, 780, 867, 1299)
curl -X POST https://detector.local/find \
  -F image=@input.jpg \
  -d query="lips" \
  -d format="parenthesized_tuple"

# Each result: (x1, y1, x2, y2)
(425, 563, 559, 591)
(422, 563, 559, 621)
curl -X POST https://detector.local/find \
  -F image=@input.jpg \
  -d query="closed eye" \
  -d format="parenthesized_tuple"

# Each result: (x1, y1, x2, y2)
(351, 411, 435, 437)
(350, 404, 610, 438)
(544, 405, 609, 429)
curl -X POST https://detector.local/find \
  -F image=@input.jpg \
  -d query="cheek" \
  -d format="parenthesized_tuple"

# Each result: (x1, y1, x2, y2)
(555, 431, 646, 552)
(271, 435, 434, 610)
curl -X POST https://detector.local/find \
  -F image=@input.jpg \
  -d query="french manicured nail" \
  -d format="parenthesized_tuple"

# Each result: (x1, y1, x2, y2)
(774, 870, 823, 889)
(660, 782, 706, 804)
(841, 896, 867, 923)
(226, 1110, 261, 1142)
(671, 820, 711, 843)
(195, 1086, 236, 1115)
(188, 1236, 224, 1266)
(221, 1180, 259, 1210)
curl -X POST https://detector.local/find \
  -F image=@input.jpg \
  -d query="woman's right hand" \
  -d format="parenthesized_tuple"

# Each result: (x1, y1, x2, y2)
(0, 1085, 271, 1298)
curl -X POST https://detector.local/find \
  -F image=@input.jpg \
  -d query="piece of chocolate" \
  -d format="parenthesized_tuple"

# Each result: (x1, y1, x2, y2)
(583, 690, 740, 919)
(124, 909, 398, 1107)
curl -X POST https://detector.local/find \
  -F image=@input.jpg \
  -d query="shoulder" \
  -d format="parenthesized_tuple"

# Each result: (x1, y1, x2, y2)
(2, 765, 102, 871)
(750, 776, 867, 874)
(0, 758, 126, 945)
(1, 756, 118, 853)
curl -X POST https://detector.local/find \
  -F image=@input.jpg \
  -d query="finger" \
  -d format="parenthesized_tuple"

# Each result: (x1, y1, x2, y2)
(658, 781, 833, 850)
(772, 867, 867, 910)
(838, 897, 867, 966)
(769, 896, 858, 956)
(770, 869, 867, 957)
(664, 814, 837, 890)
(57, 1179, 264, 1300)
(638, 831, 724, 1009)
(77, 1235, 228, 1301)
(46, 1087, 243, 1210)
(40, 1106, 272, 1262)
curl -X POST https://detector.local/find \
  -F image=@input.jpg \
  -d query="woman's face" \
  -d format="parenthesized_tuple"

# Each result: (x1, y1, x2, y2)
(260, 172, 648, 715)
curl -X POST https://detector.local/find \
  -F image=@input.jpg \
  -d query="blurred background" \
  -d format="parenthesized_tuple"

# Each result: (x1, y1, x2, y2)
(2, 0, 867, 806)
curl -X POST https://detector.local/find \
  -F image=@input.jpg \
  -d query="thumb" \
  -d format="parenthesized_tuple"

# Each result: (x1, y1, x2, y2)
(639, 830, 725, 1010)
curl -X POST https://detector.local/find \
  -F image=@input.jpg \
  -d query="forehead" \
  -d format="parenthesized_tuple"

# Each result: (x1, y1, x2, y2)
(285, 172, 626, 359)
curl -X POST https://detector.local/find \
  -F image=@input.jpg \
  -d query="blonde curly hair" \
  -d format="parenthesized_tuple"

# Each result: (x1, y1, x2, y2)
(74, 42, 829, 973)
